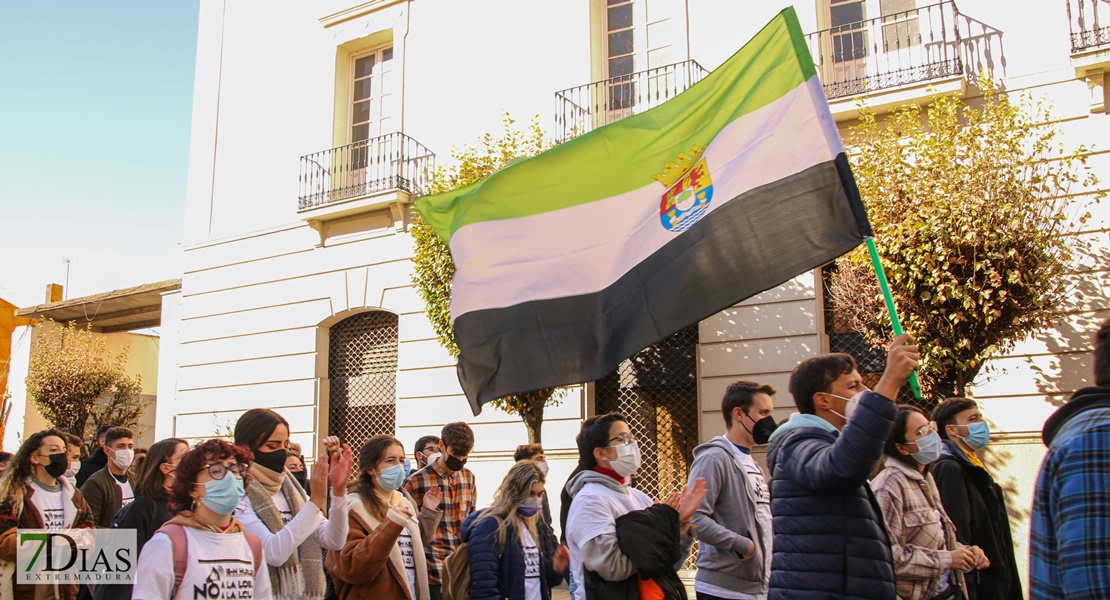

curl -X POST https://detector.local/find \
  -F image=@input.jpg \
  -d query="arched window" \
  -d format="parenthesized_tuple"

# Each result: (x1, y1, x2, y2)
(327, 311, 399, 445)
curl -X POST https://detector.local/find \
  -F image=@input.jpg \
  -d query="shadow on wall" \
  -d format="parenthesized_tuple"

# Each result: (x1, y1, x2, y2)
(1030, 240, 1109, 406)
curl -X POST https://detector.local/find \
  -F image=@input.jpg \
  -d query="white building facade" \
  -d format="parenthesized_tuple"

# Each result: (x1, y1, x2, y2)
(163, 0, 1110, 590)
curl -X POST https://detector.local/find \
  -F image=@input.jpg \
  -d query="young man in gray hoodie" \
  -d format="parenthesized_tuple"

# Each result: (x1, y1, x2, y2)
(688, 380, 778, 600)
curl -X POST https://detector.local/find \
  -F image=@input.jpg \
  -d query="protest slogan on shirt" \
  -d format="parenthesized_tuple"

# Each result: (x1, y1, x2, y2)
(193, 560, 256, 599)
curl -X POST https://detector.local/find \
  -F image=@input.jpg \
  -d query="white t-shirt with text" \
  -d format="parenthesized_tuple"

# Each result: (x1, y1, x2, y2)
(132, 526, 272, 600)
(522, 527, 542, 600)
(565, 479, 653, 600)
(114, 475, 135, 508)
(29, 484, 66, 531)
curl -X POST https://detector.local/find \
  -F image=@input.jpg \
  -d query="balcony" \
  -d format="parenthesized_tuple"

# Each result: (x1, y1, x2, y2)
(555, 60, 709, 142)
(807, 1, 1001, 115)
(298, 132, 434, 236)
(1067, 0, 1110, 112)
(1069, 0, 1110, 53)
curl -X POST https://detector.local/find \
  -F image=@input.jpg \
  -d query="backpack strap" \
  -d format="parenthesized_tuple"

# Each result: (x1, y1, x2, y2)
(243, 531, 263, 576)
(155, 523, 189, 597)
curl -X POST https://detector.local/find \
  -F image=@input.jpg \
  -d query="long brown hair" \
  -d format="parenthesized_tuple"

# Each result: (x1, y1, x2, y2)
(355, 435, 404, 521)
(0, 428, 68, 509)
(167, 439, 253, 515)
(134, 438, 188, 500)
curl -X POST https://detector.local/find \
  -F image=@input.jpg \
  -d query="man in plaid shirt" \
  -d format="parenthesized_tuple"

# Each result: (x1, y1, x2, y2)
(1030, 317, 1110, 599)
(405, 421, 477, 600)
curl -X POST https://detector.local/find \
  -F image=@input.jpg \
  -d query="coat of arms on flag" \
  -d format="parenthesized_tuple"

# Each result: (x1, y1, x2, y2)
(659, 150, 714, 232)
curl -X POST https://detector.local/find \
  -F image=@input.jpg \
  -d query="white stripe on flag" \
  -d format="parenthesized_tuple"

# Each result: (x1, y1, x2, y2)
(449, 76, 843, 321)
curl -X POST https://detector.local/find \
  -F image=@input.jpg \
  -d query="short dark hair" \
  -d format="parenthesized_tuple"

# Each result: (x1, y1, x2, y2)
(561, 413, 627, 538)
(789, 353, 857, 414)
(0, 452, 12, 464)
(1095, 316, 1110, 387)
(414, 435, 440, 455)
(62, 433, 82, 449)
(721, 380, 777, 427)
(441, 422, 474, 455)
(884, 405, 927, 470)
(104, 427, 134, 447)
(94, 425, 113, 443)
(514, 443, 544, 462)
(234, 409, 290, 452)
(931, 397, 978, 439)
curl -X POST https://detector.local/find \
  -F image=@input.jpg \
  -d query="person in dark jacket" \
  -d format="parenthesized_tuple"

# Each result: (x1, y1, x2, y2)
(464, 461, 568, 600)
(930, 397, 1023, 600)
(766, 333, 919, 599)
(1030, 316, 1110, 598)
(93, 437, 188, 600)
(75, 424, 113, 488)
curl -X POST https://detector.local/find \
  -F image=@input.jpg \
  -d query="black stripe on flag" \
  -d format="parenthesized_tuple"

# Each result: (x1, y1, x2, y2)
(454, 154, 871, 413)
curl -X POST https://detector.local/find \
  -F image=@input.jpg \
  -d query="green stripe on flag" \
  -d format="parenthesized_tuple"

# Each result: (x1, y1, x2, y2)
(415, 7, 817, 242)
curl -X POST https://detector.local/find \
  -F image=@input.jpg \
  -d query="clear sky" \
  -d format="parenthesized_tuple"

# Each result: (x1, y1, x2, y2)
(0, 1, 200, 308)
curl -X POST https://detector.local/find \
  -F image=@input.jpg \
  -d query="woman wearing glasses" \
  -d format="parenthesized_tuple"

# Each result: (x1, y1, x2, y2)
(133, 439, 270, 599)
(561, 413, 706, 600)
(233, 409, 354, 600)
(872, 406, 987, 600)
(95, 437, 189, 600)
(0, 428, 95, 600)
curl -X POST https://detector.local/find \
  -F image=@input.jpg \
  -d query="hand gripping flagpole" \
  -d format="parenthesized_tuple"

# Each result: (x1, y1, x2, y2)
(865, 237, 923, 400)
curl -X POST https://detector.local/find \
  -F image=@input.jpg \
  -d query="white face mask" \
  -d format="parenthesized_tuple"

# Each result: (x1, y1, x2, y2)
(425, 452, 442, 467)
(825, 391, 865, 424)
(536, 460, 549, 476)
(607, 442, 642, 479)
(110, 448, 134, 470)
(65, 461, 81, 478)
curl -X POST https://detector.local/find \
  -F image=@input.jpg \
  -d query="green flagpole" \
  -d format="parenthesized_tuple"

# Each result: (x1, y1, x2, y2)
(865, 237, 922, 400)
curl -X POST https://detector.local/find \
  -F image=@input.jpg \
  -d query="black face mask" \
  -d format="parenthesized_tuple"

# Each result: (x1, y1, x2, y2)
(742, 412, 779, 445)
(445, 455, 467, 472)
(291, 469, 308, 489)
(42, 452, 68, 479)
(253, 448, 288, 474)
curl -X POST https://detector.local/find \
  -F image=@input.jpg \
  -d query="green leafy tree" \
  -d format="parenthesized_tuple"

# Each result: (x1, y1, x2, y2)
(829, 79, 1102, 403)
(412, 114, 561, 442)
(24, 320, 145, 451)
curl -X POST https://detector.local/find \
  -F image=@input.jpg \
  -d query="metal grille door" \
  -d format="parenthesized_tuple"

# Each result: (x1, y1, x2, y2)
(595, 326, 700, 500)
(328, 311, 399, 447)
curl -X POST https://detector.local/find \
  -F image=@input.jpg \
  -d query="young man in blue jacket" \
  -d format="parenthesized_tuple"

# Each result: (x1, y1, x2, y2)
(766, 333, 919, 599)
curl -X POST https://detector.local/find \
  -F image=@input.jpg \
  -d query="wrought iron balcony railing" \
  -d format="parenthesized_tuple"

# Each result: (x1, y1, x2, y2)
(298, 132, 434, 211)
(1068, 0, 1110, 53)
(555, 60, 709, 142)
(807, 1, 978, 100)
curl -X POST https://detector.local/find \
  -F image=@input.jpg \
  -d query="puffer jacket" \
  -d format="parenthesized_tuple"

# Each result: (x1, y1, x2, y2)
(765, 390, 897, 599)
(463, 509, 563, 600)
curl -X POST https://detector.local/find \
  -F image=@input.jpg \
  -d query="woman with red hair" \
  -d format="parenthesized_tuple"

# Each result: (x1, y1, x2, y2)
(132, 439, 271, 599)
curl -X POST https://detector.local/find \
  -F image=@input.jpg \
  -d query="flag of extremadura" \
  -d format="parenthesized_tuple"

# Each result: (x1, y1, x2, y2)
(416, 8, 872, 414)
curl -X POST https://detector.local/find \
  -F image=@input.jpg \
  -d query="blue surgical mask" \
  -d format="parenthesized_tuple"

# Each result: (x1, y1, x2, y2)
(910, 431, 942, 465)
(517, 497, 542, 518)
(201, 473, 245, 516)
(378, 464, 406, 492)
(956, 421, 990, 451)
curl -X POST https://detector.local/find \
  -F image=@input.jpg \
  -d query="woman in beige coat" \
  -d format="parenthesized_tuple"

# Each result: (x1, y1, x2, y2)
(873, 405, 988, 600)
(327, 435, 442, 600)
